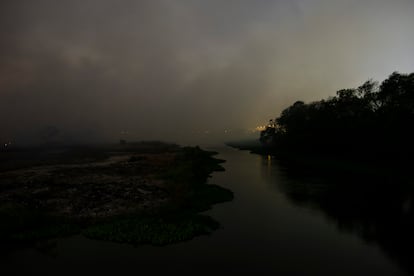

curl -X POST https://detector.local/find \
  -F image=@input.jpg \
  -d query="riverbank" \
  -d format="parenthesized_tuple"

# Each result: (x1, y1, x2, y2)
(0, 142, 233, 247)
(226, 139, 412, 178)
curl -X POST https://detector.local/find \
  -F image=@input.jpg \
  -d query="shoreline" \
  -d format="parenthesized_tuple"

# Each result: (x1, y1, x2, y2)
(226, 139, 412, 178)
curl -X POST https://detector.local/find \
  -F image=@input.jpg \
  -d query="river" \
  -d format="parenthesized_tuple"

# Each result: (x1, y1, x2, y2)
(1, 146, 411, 275)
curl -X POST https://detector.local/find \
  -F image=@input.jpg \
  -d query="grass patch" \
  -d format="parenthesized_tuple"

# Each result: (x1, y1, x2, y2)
(83, 214, 219, 246)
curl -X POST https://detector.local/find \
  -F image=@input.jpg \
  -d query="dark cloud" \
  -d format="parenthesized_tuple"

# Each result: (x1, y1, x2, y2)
(1, 0, 413, 144)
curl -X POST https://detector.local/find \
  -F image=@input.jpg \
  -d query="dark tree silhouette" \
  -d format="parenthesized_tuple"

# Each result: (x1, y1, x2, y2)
(260, 72, 414, 159)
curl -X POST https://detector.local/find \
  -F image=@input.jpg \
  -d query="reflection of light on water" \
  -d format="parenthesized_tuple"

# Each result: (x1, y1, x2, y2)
(265, 155, 273, 178)
(3, 141, 12, 148)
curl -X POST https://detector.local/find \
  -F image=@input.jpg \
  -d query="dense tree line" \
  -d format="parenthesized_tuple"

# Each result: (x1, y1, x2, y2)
(260, 72, 414, 158)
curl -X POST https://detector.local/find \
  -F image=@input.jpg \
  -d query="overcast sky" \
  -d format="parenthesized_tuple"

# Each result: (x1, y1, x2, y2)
(1, 0, 414, 144)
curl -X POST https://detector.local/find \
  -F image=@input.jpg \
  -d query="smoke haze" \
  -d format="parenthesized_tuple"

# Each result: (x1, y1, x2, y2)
(1, 0, 414, 144)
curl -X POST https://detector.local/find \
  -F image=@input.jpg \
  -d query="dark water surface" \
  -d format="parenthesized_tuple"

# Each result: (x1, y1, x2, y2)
(1, 146, 411, 275)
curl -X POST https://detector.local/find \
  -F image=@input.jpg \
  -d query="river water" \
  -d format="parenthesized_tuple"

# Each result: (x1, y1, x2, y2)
(2, 146, 411, 275)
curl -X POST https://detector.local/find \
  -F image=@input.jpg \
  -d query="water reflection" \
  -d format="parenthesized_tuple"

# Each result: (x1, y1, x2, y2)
(262, 155, 414, 275)
(1, 148, 411, 275)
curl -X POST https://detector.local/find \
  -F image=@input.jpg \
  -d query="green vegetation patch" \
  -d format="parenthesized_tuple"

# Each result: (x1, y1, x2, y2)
(83, 215, 219, 246)
(82, 180, 233, 246)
